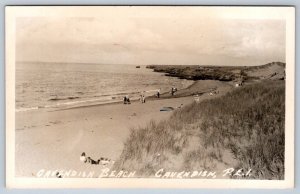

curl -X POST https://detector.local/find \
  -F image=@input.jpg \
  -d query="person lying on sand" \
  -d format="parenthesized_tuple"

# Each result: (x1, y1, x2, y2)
(80, 152, 114, 165)
(80, 152, 99, 164)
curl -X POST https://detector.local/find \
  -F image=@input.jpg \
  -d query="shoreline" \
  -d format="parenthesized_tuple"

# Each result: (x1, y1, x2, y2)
(16, 81, 197, 113)
(15, 79, 232, 177)
(16, 81, 196, 113)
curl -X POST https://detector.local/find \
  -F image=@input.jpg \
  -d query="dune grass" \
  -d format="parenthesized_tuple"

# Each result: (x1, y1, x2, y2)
(113, 80, 285, 179)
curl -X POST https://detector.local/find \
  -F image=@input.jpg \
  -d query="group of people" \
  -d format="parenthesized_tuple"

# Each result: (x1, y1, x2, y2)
(123, 89, 162, 105)
(123, 95, 131, 104)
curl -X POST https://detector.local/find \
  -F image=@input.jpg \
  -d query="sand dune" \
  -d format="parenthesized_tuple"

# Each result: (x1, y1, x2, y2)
(245, 62, 285, 80)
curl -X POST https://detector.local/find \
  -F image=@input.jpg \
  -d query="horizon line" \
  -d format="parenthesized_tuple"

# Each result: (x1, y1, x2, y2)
(15, 60, 286, 67)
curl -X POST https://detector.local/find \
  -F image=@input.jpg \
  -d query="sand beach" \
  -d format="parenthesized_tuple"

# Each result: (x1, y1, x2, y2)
(15, 80, 232, 177)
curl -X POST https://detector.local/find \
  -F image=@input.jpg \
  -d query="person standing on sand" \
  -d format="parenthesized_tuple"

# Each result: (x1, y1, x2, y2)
(157, 89, 160, 98)
(142, 95, 146, 103)
(126, 95, 131, 104)
(171, 87, 175, 96)
(140, 94, 143, 103)
(140, 92, 146, 103)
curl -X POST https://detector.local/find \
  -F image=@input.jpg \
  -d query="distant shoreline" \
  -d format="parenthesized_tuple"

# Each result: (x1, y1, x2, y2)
(146, 61, 285, 81)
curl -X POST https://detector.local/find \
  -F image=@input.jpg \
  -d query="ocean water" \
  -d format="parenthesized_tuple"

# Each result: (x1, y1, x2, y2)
(16, 62, 194, 112)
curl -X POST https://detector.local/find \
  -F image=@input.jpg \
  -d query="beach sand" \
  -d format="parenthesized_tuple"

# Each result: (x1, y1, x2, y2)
(15, 80, 233, 177)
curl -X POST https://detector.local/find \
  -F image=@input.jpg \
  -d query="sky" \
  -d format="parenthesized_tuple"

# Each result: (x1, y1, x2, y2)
(15, 7, 286, 66)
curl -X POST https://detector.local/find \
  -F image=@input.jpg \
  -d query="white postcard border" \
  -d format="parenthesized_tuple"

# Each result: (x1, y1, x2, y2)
(5, 6, 295, 189)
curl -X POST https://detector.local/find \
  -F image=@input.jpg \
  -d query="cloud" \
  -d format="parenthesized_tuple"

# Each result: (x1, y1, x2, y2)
(16, 10, 286, 66)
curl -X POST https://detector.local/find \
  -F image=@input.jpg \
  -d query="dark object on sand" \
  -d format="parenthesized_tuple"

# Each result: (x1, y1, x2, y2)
(136, 65, 141, 68)
(123, 96, 131, 104)
(160, 107, 175, 111)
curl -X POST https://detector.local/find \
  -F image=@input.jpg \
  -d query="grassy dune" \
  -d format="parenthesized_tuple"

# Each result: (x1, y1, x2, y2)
(113, 80, 285, 179)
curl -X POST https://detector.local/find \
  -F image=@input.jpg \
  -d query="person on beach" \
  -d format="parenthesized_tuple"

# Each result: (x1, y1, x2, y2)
(126, 95, 131, 104)
(157, 89, 160, 98)
(140, 94, 145, 103)
(123, 95, 131, 104)
(140, 92, 146, 103)
(80, 152, 87, 163)
(171, 87, 177, 96)
(142, 95, 146, 103)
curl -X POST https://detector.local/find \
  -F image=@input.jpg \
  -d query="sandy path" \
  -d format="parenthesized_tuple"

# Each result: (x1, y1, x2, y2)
(15, 80, 233, 177)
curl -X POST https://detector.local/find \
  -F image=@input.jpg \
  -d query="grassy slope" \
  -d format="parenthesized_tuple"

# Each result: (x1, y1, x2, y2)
(113, 80, 285, 180)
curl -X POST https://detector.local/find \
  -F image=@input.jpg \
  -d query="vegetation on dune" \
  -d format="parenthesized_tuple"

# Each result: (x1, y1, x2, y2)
(146, 62, 285, 81)
(113, 80, 285, 180)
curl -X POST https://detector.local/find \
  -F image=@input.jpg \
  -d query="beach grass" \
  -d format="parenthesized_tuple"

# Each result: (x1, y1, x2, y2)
(112, 80, 285, 179)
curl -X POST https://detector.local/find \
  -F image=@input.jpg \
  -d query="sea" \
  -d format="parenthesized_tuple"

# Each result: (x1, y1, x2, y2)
(16, 62, 194, 112)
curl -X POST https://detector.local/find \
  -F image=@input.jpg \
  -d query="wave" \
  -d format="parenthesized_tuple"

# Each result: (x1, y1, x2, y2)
(15, 106, 41, 112)
(16, 89, 161, 113)
(48, 96, 80, 101)
(92, 89, 160, 98)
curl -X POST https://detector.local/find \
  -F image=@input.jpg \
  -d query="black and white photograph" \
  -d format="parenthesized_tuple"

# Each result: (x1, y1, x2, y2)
(5, 6, 295, 188)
